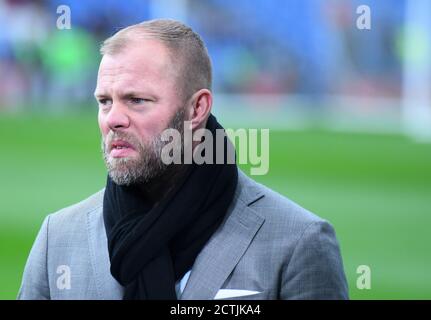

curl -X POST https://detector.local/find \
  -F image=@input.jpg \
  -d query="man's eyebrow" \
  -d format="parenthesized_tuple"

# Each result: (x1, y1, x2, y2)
(94, 91, 111, 99)
(94, 90, 157, 99)
(119, 91, 159, 101)
(121, 91, 148, 98)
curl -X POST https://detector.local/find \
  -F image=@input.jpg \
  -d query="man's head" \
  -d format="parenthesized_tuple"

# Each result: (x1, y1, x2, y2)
(95, 19, 213, 186)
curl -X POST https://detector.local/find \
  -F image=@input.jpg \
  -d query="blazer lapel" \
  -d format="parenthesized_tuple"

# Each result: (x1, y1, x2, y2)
(181, 172, 265, 300)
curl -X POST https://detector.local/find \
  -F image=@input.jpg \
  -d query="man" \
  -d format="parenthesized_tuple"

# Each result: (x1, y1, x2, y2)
(18, 19, 348, 300)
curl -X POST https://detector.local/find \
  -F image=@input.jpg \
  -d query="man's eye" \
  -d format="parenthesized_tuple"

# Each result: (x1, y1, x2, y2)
(130, 98, 147, 104)
(98, 99, 111, 105)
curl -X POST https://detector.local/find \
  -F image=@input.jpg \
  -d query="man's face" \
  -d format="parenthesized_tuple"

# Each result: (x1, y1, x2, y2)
(95, 39, 186, 185)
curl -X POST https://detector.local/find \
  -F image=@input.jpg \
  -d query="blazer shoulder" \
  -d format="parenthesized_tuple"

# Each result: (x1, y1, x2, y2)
(242, 174, 329, 236)
(47, 189, 105, 229)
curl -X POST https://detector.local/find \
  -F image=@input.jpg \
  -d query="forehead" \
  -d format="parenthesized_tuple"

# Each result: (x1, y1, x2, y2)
(96, 39, 176, 92)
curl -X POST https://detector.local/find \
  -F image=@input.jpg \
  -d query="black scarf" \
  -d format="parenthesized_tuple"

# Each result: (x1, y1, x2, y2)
(103, 114, 238, 300)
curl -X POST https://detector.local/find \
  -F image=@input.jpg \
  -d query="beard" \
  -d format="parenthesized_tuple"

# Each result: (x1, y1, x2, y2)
(101, 108, 186, 186)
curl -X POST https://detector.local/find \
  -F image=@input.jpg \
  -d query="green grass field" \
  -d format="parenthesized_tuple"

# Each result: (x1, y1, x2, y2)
(1, 112, 430, 299)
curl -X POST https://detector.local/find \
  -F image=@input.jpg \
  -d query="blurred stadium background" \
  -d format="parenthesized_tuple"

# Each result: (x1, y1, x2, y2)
(1, 0, 430, 299)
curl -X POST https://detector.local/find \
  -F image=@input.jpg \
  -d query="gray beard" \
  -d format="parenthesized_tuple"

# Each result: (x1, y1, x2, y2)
(101, 108, 185, 186)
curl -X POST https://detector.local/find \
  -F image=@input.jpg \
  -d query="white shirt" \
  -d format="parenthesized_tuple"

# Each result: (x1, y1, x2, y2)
(175, 270, 192, 298)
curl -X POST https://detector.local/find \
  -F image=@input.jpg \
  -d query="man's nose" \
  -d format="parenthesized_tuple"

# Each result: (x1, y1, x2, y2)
(105, 103, 130, 130)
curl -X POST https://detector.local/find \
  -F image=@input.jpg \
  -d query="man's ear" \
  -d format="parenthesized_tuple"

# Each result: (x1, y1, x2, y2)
(187, 89, 212, 130)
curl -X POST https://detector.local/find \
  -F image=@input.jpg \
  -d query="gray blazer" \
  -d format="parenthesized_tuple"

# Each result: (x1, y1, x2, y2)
(18, 170, 348, 300)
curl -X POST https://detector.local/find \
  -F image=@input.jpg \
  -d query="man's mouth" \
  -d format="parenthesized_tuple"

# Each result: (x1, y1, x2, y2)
(109, 140, 136, 158)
